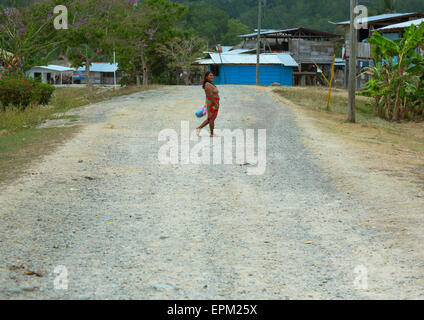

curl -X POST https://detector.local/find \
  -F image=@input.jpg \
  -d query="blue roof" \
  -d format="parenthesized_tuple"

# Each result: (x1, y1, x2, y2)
(201, 52, 298, 67)
(239, 29, 285, 38)
(77, 63, 118, 73)
(336, 12, 418, 25)
(31, 65, 74, 72)
(221, 46, 233, 52)
(378, 18, 424, 31)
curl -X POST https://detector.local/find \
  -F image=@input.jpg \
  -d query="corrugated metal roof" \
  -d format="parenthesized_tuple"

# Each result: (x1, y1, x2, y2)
(239, 29, 281, 37)
(377, 18, 424, 31)
(335, 58, 345, 66)
(225, 48, 255, 54)
(336, 12, 417, 25)
(196, 59, 214, 65)
(275, 53, 299, 67)
(77, 63, 118, 73)
(32, 65, 74, 72)
(199, 53, 298, 67)
(239, 27, 337, 38)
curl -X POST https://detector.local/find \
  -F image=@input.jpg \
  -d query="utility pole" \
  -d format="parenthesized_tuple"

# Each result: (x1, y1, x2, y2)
(256, 0, 262, 86)
(348, 0, 357, 123)
(113, 50, 117, 88)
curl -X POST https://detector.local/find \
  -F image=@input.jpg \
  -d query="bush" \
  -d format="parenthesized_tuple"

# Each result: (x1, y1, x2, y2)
(33, 82, 55, 105)
(119, 74, 136, 87)
(0, 76, 55, 110)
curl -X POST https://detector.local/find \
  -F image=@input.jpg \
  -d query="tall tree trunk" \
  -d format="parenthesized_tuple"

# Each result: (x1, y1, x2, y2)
(393, 63, 404, 121)
(85, 58, 92, 94)
(77, 49, 102, 95)
(140, 54, 148, 86)
(376, 96, 382, 117)
(401, 96, 407, 120)
(143, 68, 148, 86)
(385, 93, 391, 120)
(135, 66, 141, 87)
(136, 73, 141, 87)
(393, 77, 402, 122)
(384, 70, 392, 120)
(183, 69, 190, 85)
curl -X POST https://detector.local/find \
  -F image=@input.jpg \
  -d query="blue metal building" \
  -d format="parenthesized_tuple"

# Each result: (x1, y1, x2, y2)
(195, 52, 298, 86)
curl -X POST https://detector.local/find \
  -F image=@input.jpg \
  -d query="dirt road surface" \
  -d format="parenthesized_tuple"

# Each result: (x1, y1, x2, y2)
(0, 86, 423, 299)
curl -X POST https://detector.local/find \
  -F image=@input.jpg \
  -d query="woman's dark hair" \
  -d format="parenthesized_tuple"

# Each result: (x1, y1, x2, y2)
(202, 71, 213, 89)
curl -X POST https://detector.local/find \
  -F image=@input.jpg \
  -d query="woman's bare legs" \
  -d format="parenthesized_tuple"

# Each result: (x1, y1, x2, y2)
(209, 119, 216, 137)
(196, 118, 216, 137)
(196, 118, 209, 136)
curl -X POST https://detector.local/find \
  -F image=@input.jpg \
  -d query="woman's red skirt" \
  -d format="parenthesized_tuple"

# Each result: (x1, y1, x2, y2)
(206, 97, 219, 120)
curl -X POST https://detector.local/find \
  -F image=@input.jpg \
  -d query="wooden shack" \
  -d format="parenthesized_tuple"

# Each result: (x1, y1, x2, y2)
(337, 12, 424, 59)
(234, 27, 340, 86)
(335, 12, 424, 88)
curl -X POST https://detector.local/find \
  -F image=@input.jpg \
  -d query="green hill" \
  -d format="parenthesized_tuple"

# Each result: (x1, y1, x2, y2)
(175, 0, 424, 45)
(1, 0, 423, 45)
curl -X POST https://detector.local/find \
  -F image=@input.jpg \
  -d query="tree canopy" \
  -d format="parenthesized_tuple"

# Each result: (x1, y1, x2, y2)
(175, 0, 424, 44)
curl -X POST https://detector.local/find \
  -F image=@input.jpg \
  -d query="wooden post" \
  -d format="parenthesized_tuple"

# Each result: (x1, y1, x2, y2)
(344, 59, 348, 88)
(256, 0, 262, 86)
(348, 0, 357, 123)
(326, 54, 336, 110)
(314, 61, 329, 86)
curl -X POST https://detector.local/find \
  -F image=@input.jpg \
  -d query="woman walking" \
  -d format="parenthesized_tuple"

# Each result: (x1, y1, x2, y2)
(196, 71, 220, 137)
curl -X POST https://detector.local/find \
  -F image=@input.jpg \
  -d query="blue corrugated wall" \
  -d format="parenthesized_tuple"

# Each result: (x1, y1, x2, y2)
(211, 65, 293, 86)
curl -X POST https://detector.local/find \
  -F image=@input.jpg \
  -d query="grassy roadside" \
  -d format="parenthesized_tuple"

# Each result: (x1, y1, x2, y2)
(272, 86, 424, 155)
(0, 85, 157, 186)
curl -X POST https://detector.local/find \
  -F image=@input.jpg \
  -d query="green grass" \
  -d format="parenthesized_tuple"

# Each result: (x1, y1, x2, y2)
(272, 86, 424, 154)
(0, 84, 158, 184)
(0, 126, 79, 185)
(48, 114, 80, 120)
(274, 86, 377, 122)
(0, 85, 158, 134)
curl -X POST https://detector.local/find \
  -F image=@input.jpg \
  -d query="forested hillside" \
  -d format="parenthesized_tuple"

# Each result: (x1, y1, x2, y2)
(175, 0, 424, 45)
(176, 0, 423, 30)
(1, 0, 423, 46)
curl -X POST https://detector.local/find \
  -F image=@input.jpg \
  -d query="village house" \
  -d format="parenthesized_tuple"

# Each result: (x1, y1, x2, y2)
(26, 65, 74, 85)
(235, 27, 339, 86)
(377, 18, 424, 58)
(335, 12, 424, 87)
(195, 51, 298, 86)
(0, 49, 14, 76)
(195, 27, 339, 86)
(74, 62, 122, 85)
(25, 62, 122, 85)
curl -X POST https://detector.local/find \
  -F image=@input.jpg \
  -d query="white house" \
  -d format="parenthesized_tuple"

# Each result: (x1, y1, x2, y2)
(26, 65, 74, 84)
(75, 63, 122, 85)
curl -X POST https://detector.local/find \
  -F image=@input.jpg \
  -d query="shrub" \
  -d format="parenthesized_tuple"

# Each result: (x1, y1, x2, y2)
(33, 82, 55, 105)
(0, 75, 55, 110)
(362, 24, 424, 121)
(119, 74, 136, 87)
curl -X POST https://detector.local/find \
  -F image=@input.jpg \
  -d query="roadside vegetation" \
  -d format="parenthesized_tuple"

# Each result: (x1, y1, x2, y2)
(361, 23, 424, 121)
(273, 86, 424, 155)
(0, 85, 157, 134)
(0, 85, 156, 185)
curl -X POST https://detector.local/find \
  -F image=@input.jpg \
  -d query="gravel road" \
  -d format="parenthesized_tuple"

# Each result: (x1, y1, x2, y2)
(0, 85, 422, 299)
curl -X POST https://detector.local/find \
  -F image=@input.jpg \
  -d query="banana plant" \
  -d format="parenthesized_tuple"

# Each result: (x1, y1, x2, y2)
(365, 23, 424, 121)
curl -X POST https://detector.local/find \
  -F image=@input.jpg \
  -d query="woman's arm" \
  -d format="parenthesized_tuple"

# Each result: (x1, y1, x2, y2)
(204, 82, 214, 99)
